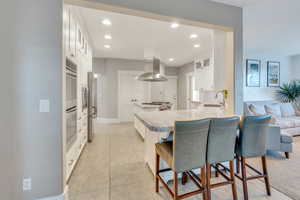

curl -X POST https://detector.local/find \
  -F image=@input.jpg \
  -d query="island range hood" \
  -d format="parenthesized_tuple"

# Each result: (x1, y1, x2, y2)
(138, 57, 168, 82)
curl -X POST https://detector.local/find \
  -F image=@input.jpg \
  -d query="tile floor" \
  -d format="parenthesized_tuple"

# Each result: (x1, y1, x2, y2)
(68, 122, 293, 200)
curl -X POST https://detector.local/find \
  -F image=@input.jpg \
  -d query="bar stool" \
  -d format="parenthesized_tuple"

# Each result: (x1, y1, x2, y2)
(155, 119, 210, 200)
(235, 115, 272, 200)
(205, 117, 240, 200)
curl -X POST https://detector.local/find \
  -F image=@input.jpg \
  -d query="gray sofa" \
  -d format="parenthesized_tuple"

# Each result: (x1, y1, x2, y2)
(244, 101, 295, 158)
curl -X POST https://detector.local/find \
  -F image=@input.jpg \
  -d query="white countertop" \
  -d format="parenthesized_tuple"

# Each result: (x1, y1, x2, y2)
(135, 109, 237, 132)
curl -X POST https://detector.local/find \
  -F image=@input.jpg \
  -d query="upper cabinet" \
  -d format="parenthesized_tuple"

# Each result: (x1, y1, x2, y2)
(69, 11, 77, 58)
(63, 6, 93, 63)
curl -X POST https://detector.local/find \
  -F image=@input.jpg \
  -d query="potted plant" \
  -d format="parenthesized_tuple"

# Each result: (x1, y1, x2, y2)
(276, 80, 300, 107)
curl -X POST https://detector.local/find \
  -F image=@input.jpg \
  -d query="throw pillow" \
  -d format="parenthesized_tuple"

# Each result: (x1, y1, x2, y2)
(280, 103, 296, 117)
(249, 104, 266, 116)
(264, 104, 282, 118)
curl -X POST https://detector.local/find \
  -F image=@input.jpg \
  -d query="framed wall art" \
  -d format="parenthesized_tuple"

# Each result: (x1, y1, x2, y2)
(246, 59, 261, 87)
(267, 61, 280, 87)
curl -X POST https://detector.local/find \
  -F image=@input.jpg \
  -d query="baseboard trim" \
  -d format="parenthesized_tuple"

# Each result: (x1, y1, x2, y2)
(37, 186, 68, 200)
(37, 194, 64, 200)
(96, 117, 120, 124)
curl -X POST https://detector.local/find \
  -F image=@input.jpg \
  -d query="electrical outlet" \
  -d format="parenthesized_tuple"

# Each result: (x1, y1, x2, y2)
(23, 178, 32, 191)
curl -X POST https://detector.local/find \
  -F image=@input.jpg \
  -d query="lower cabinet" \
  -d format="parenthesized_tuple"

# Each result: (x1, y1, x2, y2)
(66, 114, 88, 181)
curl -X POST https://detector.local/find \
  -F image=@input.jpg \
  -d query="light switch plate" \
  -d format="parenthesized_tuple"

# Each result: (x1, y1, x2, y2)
(39, 100, 50, 113)
(23, 178, 32, 191)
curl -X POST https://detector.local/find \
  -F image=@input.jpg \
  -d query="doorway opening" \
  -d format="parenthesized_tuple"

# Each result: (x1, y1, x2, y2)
(62, 0, 235, 199)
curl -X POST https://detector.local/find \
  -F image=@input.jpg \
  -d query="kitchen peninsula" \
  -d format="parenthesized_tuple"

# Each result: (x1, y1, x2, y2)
(134, 108, 237, 180)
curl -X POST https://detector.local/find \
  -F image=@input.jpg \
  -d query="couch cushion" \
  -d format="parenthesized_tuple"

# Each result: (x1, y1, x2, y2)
(249, 104, 267, 115)
(265, 104, 282, 118)
(280, 103, 296, 117)
(281, 133, 293, 144)
(274, 118, 295, 129)
(286, 116, 300, 127)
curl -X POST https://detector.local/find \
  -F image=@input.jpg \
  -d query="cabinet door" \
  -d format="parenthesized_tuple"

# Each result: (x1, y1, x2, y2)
(69, 12, 76, 58)
(63, 7, 70, 53)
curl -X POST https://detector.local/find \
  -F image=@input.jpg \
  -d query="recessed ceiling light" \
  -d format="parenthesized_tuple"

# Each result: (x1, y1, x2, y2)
(104, 34, 112, 40)
(190, 34, 198, 39)
(102, 19, 112, 26)
(170, 22, 179, 29)
(169, 58, 174, 62)
(104, 45, 111, 49)
(194, 44, 200, 48)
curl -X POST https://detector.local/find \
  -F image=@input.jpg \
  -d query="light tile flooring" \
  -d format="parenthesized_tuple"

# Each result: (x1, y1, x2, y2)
(68, 122, 293, 200)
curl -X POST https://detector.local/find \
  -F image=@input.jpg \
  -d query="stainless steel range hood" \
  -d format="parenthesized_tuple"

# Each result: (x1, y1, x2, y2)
(138, 58, 167, 82)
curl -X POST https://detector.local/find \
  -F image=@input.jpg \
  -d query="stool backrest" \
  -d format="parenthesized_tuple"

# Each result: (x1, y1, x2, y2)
(173, 119, 210, 172)
(206, 117, 240, 164)
(238, 115, 271, 158)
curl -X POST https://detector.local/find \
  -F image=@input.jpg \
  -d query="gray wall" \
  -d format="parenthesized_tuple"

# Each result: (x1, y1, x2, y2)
(93, 58, 178, 118)
(2, 0, 63, 200)
(84, 0, 243, 113)
(177, 63, 194, 109)
(0, 1, 14, 199)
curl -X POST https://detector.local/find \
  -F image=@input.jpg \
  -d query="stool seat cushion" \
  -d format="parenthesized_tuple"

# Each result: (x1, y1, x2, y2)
(156, 142, 173, 168)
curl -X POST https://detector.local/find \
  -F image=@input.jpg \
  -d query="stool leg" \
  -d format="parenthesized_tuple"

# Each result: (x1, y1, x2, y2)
(236, 156, 240, 174)
(206, 163, 211, 200)
(230, 160, 238, 200)
(155, 153, 160, 193)
(285, 152, 290, 159)
(241, 157, 249, 200)
(174, 172, 178, 200)
(262, 156, 271, 196)
(215, 164, 219, 177)
(182, 172, 188, 185)
(201, 167, 207, 200)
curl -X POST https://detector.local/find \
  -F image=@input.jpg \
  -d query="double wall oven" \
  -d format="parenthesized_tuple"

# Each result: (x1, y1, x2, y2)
(66, 58, 78, 151)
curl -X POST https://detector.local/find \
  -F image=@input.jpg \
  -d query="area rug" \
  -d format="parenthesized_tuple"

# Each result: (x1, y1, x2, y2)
(247, 137, 300, 200)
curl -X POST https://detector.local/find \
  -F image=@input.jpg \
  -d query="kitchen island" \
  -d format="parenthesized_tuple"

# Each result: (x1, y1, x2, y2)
(134, 109, 236, 181)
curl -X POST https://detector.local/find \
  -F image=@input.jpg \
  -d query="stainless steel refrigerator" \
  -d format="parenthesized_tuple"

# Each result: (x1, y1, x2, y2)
(87, 72, 98, 142)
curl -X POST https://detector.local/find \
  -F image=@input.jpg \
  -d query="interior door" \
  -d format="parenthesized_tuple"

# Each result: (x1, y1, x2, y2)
(164, 77, 178, 109)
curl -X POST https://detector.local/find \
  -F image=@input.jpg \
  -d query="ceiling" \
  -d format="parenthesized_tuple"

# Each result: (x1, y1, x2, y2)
(211, 0, 263, 7)
(76, 6, 213, 66)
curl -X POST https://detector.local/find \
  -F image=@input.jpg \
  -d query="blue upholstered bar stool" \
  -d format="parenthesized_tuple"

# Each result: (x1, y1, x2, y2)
(206, 117, 240, 200)
(155, 119, 210, 200)
(235, 115, 272, 200)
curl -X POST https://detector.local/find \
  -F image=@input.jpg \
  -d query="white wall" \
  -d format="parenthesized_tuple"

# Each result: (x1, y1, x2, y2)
(244, 55, 292, 101)
(244, 0, 300, 57)
(290, 55, 300, 81)
(243, 0, 300, 101)
(93, 58, 179, 119)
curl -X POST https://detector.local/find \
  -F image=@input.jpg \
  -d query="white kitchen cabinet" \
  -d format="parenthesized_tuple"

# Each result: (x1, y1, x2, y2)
(64, 5, 93, 182)
(69, 12, 76, 58)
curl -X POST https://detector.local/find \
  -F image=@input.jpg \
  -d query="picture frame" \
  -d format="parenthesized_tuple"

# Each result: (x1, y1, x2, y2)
(267, 61, 280, 87)
(246, 59, 261, 87)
